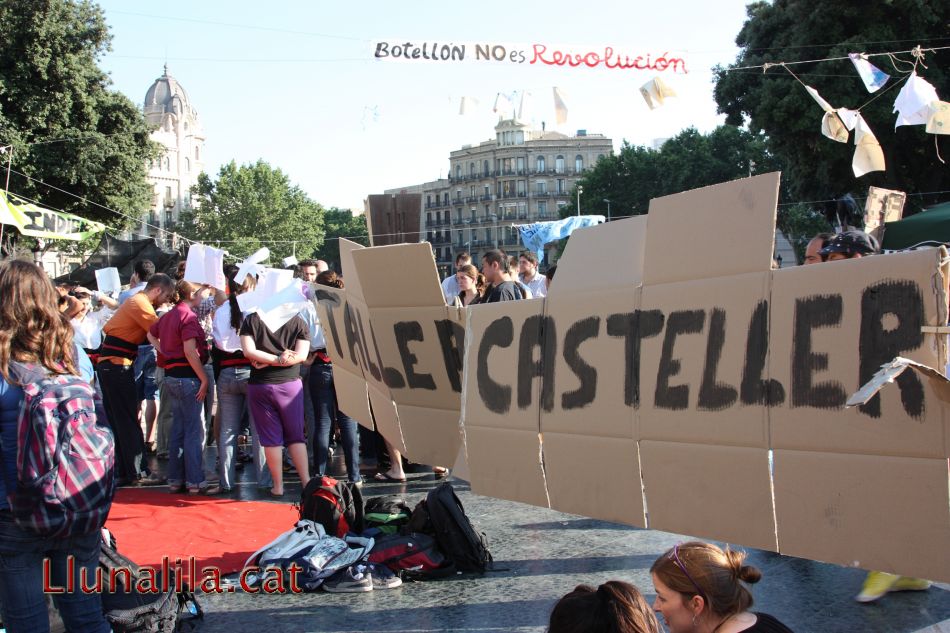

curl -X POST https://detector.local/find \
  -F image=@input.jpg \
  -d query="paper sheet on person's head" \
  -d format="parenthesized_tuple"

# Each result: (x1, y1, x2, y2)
(184, 243, 227, 291)
(237, 267, 308, 333)
(236, 247, 269, 285)
(95, 267, 121, 294)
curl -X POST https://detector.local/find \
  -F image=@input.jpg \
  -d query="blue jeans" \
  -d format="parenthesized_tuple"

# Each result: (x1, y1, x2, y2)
(308, 363, 361, 483)
(163, 375, 208, 489)
(216, 366, 268, 490)
(0, 513, 110, 633)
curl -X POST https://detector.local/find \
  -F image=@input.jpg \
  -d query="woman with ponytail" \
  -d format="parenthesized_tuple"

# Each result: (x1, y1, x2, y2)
(211, 271, 268, 491)
(549, 580, 660, 633)
(650, 542, 793, 632)
(455, 264, 485, 307)
(148, 279, 218, 495)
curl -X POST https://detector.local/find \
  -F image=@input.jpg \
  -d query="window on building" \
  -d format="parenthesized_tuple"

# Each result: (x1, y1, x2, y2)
(165, 209, 173, 226)
(484, 204, 490, 218)
(427, 195, 432, 206)
(165, 186, 173, 204)
(575, 155, 584, 172)
(470, 185, 476, 198)
(516, 157, 525, 173)
(503, 158, 512, 174)
(164, 156, 170, 171)
(469, 162, 476, 177)
(538, 201, 547, 217)
(483, 160, 490, 176)
(515, 131, 524, 145)
(516, 180, 526, 196)
(436, 211, 441, 224)
(455, 165, 461, 179)
(536, 156, 546, 172)
(555, 155, 565, 173)
(483, 185, 490, 197)
(185, 157, 191, 172)
(597, 153, 604, 162)
(556, 179, 565, 194)
(537, 180, 547, 194)
(195, 147, 200, 160)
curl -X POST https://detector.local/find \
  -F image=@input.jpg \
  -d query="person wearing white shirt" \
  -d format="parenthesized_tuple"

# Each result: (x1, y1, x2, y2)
(212, 273, 269, 491)
(519, 251, 548, 298)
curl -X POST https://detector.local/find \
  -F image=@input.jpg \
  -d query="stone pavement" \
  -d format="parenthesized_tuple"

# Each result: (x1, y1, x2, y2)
(153, 448, 950, 633)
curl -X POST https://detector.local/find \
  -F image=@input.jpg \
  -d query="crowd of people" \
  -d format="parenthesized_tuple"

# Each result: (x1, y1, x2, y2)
(0, 226, 937, 630)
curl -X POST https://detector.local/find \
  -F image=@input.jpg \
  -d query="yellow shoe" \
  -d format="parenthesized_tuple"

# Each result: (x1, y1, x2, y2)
(890, 576, 932, 592)
(855, 571, 899, 602)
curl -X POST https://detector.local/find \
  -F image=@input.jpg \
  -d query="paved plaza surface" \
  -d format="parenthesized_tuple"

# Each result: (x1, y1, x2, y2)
(147, 448, 950, 633)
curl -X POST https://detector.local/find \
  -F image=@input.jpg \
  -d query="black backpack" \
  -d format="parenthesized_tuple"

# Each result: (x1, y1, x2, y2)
(424, 482, 492, 572)
(364, 495, 413, 535)
(99, 536, 202, 633)
(300, 475, 364, 537)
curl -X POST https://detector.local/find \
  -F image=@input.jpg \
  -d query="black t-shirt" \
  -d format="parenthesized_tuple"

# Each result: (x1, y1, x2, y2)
(239, 312, 309, 385)
(744, 612, 794, 633)
(481, 281, 524, 303)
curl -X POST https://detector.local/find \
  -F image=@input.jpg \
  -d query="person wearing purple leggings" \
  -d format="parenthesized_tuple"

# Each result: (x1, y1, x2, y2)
(240, 311, 311, 497)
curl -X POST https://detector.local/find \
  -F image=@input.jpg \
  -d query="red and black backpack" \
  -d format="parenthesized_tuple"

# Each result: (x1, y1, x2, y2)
(299, 475, 364, 538)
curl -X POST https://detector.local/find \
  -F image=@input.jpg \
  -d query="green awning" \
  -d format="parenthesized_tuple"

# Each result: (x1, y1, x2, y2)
(0, 190, 105, 241)
(881, 202, 950, 250)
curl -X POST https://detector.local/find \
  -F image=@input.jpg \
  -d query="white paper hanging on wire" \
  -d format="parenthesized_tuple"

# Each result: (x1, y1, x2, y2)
(926, 101, 950, 135)
(849, 53, 890, 93)
(237, 267, 309, 333)
(553, 87, 569, 124)
(459, 96, 479, 115)
(235, 247, 269, 285)
(853, 115, 886, 177)
(640, 77, 677, 110)
(184, 243, 226, 290)
(95, 267, 121, 295)
(893, 72, 940, 128)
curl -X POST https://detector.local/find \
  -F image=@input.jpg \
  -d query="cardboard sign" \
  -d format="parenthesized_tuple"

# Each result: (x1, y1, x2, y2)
(314, 174, 950, 582)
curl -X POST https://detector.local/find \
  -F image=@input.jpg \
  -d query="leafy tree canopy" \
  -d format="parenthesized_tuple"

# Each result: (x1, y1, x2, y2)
(180, 160, 325, 263)
(561, 125, 781, 220)
(318, 207, 368, 272)
(0, 0, 159, 231)
(714, 0, 949, 214)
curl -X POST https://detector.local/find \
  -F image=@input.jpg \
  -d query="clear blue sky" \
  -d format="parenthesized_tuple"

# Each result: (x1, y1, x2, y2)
(96, 0, 752, 212)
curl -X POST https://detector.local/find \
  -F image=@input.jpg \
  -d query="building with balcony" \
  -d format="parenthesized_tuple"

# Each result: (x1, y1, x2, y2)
(390, 119, 612, 277)
(138, 65, 206, 244)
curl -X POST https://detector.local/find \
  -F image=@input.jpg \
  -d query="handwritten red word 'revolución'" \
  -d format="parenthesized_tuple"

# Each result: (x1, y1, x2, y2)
(530, 44, 687, 72)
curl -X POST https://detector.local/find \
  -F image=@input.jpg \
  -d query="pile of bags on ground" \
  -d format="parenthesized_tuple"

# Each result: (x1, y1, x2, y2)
(243, 478, 493, 593)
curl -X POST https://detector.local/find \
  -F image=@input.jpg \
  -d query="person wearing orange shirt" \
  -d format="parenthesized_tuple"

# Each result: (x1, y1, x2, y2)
(97, 273, 175, 485)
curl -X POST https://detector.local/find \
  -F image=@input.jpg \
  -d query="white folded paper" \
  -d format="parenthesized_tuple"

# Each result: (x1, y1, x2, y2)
(237, 267, 309, 333)
(95, 267, 121, 294)
(640, 77, 677, 110)
(893, 72, 939, 128)
(235, 247, 269, 285)
(184, 243, 226, 291)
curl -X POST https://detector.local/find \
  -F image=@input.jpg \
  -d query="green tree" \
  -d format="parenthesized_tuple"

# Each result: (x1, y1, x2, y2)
(713, 1, 949, 213)
(180, 160, 325, 263)
(0, 0, 159, 234)
(319, 207, 368, 271)
(561, 125, 781, 220)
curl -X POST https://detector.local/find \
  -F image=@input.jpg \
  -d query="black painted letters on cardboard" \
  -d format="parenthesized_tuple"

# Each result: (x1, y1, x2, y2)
(791, 295, 846, 409)
(393, 321, 436, 390)
(655, 310, 705, 410)
(477, 317, 513, 414)
(561, 316, 600, 410)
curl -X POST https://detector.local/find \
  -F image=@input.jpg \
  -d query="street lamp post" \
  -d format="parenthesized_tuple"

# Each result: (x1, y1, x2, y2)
(603, 198, 611, 222)
(576, 185, 583, 216)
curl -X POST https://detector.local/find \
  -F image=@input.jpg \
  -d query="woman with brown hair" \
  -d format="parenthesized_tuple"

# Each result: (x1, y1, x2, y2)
(548, 580, 661, 633)
(650, 542, 793, 633)
(0, 260, 111, 632)
(148, 279, 219, 495)
(455, 263, 485, 307)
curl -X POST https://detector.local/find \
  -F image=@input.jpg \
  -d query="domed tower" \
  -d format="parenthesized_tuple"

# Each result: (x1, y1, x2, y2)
(140, 65, 206, 241)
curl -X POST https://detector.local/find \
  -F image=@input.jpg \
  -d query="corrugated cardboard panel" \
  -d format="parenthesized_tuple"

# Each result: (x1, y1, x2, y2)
(332, 366, 373, 431)
(541, 287, 639, 438)
(367, 384, 406, 455)
(640, 440, 777, 552)
(769, 248, 949, 458)
(313, 287, 362, 376)
(461, 299, 547, 507)
(544, 433, 645, 527)
(639, 272, 770, 448)
(338, 238, 366, 302)
(363, 306, 464, 411)
(351, 242, 445, 309)
(642, 172, 780, 286)
(461, 300, 546, 433)
(394, 404, 462, 469)
(464, 425, 549, 508)
(773, 449, 950, 582)
(548, 215, 647, 295)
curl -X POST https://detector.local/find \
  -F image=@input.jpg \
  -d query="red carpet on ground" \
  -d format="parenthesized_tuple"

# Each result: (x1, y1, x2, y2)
(105, 488, 299, 581)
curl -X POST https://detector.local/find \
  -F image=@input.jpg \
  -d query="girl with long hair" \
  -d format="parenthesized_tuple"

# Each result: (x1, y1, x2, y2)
(456, 264, 485, 307)
(148, 279, 219, 495)
(548, 581, 661, 633)
(0, 260, 111, 632)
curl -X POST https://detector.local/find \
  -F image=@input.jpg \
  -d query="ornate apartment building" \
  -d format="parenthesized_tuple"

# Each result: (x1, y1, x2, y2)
(138, 65, 206, 243)
(418, 118, 612, 275)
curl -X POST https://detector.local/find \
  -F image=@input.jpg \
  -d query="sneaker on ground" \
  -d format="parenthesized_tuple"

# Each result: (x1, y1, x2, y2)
(890, 576, 932, 592)
(855, 571, 900, 602)
(364, 562, 401, 589)
(323, 564, 373, 593)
